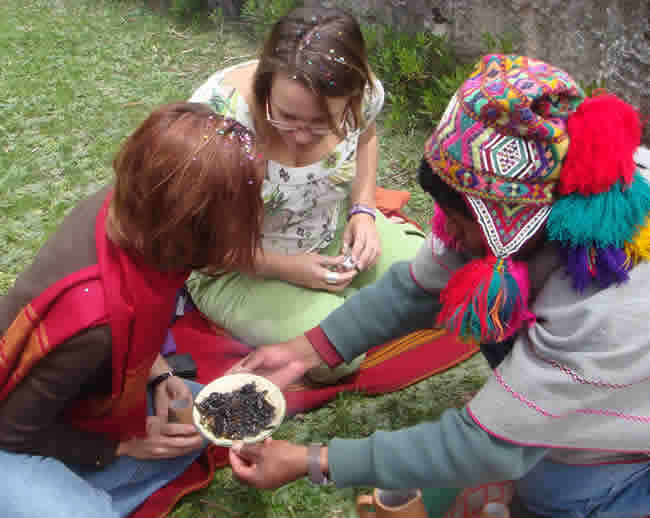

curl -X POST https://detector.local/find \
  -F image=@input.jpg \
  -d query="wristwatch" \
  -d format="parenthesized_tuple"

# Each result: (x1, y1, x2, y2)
(307, 443, 331, 485)
(148, 369, 174, 391)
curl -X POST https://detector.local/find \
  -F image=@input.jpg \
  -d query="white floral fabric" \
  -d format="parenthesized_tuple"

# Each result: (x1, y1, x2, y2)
(189, 60, 385, 253)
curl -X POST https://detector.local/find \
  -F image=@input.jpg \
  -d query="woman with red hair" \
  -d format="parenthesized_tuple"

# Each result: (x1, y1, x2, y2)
(0, 103, 264, 517)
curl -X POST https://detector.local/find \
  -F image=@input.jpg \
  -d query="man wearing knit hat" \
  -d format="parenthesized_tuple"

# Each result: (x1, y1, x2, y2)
(225, 55, 650, 517)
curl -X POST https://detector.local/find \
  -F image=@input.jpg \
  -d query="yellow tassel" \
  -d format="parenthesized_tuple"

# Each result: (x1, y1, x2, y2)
(624, 216, 650, 267)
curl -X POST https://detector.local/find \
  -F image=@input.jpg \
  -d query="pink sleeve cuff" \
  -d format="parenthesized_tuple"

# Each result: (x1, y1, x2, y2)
(409, 263, 433, 293)
(304, 326, 344, 367)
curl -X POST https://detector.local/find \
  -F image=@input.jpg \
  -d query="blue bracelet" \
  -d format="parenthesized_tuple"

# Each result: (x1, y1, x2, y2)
(348, 204, 376, 221)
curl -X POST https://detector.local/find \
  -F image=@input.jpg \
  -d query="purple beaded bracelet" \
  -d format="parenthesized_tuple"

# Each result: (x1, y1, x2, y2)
(347, 203, 376, 221)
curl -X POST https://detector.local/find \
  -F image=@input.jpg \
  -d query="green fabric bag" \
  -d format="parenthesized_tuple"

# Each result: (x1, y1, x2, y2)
(421, 487, 461, 518)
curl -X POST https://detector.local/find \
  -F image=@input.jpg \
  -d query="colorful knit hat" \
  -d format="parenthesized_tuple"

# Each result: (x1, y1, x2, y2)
(425, 54, 647, 343)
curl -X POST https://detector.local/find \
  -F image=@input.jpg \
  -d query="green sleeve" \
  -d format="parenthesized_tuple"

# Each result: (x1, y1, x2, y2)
(319, 234, 468, 362)
(319, 261, 439, 362)
(328, 406, 547, 489)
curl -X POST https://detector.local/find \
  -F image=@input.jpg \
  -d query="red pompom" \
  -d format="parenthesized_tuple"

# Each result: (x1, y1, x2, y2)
(437, 255, 534, 343)
(560, 94, 641, 196)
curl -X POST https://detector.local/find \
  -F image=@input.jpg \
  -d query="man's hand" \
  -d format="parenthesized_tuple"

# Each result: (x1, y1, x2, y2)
(227, 335, 323, 389)
(229, 438, 310, 489)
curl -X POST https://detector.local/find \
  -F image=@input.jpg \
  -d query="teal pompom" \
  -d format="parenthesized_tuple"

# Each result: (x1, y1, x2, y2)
(548, 171, 650, 248)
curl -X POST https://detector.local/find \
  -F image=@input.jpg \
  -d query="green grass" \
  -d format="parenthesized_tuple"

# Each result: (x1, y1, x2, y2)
(0, 1, 489, 516)
(0, 0, 254, 294)
(376, 125, 435, 228)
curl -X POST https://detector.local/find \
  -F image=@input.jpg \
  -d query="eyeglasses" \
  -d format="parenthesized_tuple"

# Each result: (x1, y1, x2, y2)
(265, 98, 348, 136)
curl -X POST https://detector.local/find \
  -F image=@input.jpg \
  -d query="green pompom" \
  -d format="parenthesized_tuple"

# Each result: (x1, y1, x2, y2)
(548, 171, 650, 248)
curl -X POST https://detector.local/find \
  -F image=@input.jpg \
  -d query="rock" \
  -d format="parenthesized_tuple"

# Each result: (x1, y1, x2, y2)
(303, 0, 649, 145)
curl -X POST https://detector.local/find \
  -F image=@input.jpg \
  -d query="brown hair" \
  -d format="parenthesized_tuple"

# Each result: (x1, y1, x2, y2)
(108, 102, 263, 273)
(253, 7, 372, 138)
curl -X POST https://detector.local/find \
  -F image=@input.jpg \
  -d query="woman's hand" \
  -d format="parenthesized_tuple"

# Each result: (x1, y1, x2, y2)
(254, 248, 357, 292)
(117, 374, 203, 460)
(227, 335, 323, 389)
(116, 415, 203, 460)
(343, 214, 381, 271)
(153, 374, 194, 423)
(229, 438, 309, 490)
(284, 253, 357, 292)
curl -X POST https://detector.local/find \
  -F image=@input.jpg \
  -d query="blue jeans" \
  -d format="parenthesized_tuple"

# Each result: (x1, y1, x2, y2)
(0, 380, 206, 518)
(516, 457, 650, 517)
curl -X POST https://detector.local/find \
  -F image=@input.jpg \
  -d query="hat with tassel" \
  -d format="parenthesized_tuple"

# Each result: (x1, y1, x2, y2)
(425, 54, 647, 344)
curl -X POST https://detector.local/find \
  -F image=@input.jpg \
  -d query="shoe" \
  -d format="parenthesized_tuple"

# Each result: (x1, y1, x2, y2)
(305, 353, 366, 384)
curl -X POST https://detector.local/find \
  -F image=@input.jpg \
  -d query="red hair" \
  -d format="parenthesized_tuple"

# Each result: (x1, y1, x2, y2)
(109, 103, 263, 273)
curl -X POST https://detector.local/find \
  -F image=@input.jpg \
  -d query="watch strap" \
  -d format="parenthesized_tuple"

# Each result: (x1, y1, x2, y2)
(148, 369, 174, 391)
(307, 443, 330, 485)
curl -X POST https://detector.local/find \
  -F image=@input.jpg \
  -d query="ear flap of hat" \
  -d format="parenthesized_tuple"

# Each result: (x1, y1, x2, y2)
(466, 196, 551, 259)
(559, 93, 641, 196)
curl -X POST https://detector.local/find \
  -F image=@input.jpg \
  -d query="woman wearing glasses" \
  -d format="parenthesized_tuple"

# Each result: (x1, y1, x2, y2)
(186, 7, 424, 383)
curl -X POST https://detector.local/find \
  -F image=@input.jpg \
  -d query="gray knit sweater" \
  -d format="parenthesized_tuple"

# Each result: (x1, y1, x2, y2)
(318, 234, 649, 489)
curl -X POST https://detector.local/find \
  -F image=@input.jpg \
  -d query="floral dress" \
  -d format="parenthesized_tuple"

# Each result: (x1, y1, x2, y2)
(189, 60, 385, 254)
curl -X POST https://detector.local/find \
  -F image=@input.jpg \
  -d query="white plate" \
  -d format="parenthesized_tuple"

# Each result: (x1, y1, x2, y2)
(193, 373, 286, 447)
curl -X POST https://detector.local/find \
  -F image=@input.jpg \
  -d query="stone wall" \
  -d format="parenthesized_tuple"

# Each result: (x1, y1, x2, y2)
(305, 0, 650, 144)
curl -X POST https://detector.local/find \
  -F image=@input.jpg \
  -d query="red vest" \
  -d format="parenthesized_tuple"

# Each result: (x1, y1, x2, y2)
(0, 194, 188, 440)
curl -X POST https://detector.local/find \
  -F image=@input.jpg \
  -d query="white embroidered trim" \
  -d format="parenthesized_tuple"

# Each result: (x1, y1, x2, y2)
(466, 196, 550, 257)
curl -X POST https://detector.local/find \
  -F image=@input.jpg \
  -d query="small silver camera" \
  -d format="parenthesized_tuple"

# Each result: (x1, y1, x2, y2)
(342, 254, 357, 271)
